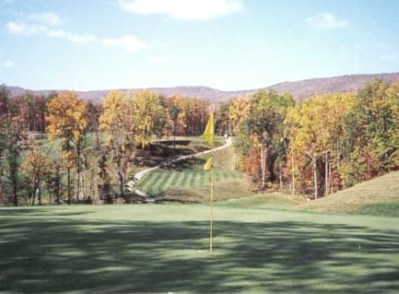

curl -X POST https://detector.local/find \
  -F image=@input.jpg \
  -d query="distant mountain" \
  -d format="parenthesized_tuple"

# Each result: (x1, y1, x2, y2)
(5, 72, 399, 102)
(266, 72, 399, 101)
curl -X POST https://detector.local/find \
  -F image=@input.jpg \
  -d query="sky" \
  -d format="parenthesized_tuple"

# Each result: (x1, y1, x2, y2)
(1, 0, 399, 91)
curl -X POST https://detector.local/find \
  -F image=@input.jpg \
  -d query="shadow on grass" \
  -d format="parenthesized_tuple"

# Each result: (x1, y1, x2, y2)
(0, 213, 398, 293)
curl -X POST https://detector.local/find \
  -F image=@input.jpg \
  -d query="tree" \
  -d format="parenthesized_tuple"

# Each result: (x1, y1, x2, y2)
(46, 91, 88, 204)
(167, 95, 187, 150)
(340, 80, 399, 187)
(285, 93, 355, 198)
(99, 90, 132, 202)
(235, 90, 294, 189)
(21, 149, 52, 205)
(131, 90, 168, 163)
(2, 118, 25, 206)
(0, 86, 10, 203)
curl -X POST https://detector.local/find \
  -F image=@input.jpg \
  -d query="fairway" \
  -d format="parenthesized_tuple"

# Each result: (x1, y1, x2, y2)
(1, 204, 398, 293)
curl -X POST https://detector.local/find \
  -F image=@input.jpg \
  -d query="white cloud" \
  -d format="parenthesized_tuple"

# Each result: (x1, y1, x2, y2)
(6, 22, 45, 35)
(119, 0, 242, 20)
(6, 21, 96, 43)
(6, 15, 147, 51)
(101, 35, 148, 52)
(5, 60, 15, 67)
(148, 56, 168, 63)
(47, 29, 97, 43)
(0, 60, 15, 68)
(306, 12, 348, 30)
(27, 12, 62, 26)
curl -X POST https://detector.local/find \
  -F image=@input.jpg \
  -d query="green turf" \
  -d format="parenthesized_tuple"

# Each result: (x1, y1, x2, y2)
(302, 171, 399, 214)
(138, 144, 253, 201)
(0, 205, 398, 293)
(356, 202, 399, 217)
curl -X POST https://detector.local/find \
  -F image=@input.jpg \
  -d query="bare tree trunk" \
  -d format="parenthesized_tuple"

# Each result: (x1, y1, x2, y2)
(325, 152, 329, 197)
(32, 178, 37, 206)
(67, 167, 71, 204)
(329, 160, 332, 194)
(306, 152, 317, 199)
(291, 142, 295, 194)
(37, 180, 41, 205)
(260, 144, 267, 189)
(314, 158, 318, 199)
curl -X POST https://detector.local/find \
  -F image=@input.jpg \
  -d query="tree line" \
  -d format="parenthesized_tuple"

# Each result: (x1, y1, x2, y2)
(1, 79, 398, 205)
(0, 87, 210, 206)
(223, 79, 399, 198)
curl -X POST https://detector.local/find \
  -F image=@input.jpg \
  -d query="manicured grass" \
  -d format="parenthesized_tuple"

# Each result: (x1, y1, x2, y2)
(0, 204, 398, 293)
(356, 202, 399, 217)
(138, 144, 253, 201)
(302, 171, 399, 215)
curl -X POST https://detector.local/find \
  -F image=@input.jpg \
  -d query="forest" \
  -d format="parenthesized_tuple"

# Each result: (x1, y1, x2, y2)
(1, 79, 399, 206)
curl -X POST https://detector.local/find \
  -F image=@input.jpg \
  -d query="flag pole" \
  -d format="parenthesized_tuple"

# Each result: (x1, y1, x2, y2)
(202, 112, 215, 253)
(210, 155, 214, 253)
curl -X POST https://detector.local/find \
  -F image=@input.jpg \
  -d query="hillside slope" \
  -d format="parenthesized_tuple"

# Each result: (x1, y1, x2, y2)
(5, 72, 399, 102)
(302, 171, 399, 215)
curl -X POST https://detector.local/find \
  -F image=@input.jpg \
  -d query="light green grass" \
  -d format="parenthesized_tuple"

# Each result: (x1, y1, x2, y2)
(302, 171, 399, 215)
(0, 205, 398, 293)
(138, 144, 253, 201)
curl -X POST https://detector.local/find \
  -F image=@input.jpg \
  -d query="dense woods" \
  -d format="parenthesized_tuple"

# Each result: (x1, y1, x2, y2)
(230, 79, 399, 198)
(0, 86, 211, 205)
(1, 79, 399, 205)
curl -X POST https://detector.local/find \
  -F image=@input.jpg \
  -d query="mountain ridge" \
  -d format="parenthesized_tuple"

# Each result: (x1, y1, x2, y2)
(5, 71, 399, 102)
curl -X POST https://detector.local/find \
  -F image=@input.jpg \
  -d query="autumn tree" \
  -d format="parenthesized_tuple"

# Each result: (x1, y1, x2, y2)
(285, 93, 355, 198)
(46, 91, 88, 204)
(21, 149, 53, 205)
(229, 96, 249, 135)
(235, 90, 294, 189)
(167, 95, 187, 149)
(340, 80, 399, 187)
(0, 86, 10, 202)
(99, 90, 133, 202)
(131, 90, 169, 163)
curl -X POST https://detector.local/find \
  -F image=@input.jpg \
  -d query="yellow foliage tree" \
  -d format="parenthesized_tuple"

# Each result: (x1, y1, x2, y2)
(99, 90, 133, 201)
(46, 91, 88, 204)
(285, 93, 355, 198)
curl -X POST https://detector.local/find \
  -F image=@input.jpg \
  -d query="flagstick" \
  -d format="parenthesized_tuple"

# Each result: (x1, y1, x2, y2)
(210, 157, 214, 253)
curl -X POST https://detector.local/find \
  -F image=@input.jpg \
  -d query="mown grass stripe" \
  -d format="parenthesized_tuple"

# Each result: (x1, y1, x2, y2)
(164, 171, 178, 189)
(152, 172, 169, 191)
(175, 172, 187, 187)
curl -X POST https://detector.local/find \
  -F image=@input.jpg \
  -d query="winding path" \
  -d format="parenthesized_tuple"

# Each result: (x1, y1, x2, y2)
(126, 137, 233, 199)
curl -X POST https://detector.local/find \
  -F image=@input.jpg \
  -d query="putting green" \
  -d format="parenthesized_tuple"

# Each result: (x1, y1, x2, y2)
(0, 204, 398, 293)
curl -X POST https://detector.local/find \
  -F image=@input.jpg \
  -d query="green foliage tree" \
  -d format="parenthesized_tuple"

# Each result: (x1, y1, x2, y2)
(235, 90, 294, 189)
(340, 80, 399, 187)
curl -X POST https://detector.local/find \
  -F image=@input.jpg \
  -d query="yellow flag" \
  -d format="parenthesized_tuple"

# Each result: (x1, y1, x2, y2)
(204, 156, 213, 171)
(203, 113, 214, 147)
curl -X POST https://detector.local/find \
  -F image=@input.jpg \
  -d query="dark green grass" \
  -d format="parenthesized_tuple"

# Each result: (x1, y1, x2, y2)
(356, 202, 399, 217)
(0, 205, 398, 293)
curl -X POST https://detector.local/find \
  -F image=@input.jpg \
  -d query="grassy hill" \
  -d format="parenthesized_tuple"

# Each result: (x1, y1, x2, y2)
(302, 171, 399, 216)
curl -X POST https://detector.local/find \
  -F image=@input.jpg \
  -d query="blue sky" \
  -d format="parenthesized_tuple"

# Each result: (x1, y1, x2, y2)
(1, 0, 399, 91)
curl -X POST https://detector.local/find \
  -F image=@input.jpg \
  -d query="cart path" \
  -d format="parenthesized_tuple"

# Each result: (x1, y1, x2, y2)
(126, 137, 233, 199)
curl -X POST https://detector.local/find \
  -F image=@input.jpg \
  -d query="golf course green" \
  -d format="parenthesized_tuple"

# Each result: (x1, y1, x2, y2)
(1, 203, 398, 293)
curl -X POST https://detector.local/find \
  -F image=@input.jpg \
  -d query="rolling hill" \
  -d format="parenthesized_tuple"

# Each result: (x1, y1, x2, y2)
(5, 71, 399, 102)
(302, 171, 399, 216)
